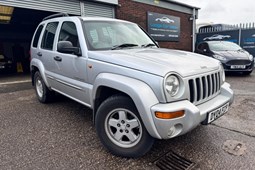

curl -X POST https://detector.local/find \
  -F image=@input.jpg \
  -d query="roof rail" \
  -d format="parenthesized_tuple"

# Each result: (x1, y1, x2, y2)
(43, 13, 69, 21)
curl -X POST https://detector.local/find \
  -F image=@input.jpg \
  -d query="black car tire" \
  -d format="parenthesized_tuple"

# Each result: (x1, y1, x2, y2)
(95, 95, 154, 158)
(34, 71, 55, 103)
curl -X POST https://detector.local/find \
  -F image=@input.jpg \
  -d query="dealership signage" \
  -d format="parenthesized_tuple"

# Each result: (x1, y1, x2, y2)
(196, 30, 240, 45)
(197, 29, 255, 57)
(240, 30, 255, 56)
(147, 12, 180, 42)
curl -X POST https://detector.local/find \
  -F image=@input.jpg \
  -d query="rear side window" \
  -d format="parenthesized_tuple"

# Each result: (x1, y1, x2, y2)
(41, 22, 58, 50)
(32, 25, 44, 48)
(58, 22, 79, 47)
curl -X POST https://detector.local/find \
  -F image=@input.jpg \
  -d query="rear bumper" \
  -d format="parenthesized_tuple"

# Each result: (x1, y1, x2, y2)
(150, 82, 234, 139)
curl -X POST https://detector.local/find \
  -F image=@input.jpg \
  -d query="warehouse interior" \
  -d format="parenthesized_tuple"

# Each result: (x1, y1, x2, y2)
(0, 5, 54, 75)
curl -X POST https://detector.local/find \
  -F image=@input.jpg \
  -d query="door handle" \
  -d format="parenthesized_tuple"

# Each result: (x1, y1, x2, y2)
(37, 52, 42, 57)
(54, 56, 62, 62)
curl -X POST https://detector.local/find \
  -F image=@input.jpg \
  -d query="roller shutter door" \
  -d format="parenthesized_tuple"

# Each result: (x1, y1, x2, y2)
(0, 0, 81, 15)
(84, 1, 115, 18)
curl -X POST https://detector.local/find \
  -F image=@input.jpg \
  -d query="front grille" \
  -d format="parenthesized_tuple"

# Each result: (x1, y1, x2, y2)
(188, 71, 221, 105)
(226, 60, 251, 65)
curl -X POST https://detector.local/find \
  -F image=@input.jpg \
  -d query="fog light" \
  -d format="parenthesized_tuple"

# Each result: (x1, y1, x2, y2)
(155, 110, 185, 119)
(168, 126, 176, 137)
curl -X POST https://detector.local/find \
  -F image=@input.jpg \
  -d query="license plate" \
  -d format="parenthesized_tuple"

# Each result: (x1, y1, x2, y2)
(206, 102, 229, 124)
(230, 65, 245, 69)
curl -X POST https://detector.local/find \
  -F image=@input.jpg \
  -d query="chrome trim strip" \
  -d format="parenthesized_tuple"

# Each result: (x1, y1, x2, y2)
(47, 76, 83, 91)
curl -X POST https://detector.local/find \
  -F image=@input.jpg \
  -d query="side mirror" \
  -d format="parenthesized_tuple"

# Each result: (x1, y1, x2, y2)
(57, 41, 82, 56)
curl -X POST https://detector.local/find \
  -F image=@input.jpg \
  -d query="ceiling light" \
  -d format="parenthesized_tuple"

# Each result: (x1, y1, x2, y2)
(0, 5, 14, 23)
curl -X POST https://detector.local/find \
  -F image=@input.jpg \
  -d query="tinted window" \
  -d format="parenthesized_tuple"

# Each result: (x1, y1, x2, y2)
(41, 22, 58, 50)
(32, 25, 44, 48)
(58, 22, 79, 47)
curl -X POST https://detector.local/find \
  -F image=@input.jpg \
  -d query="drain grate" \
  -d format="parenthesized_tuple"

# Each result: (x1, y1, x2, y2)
(153, 151, 195, 170)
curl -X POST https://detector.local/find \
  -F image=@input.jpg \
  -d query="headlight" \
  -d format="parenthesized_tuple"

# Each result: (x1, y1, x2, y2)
(165, 75, 180, 97)
(220, 64, 225, 83)
(248, 55, 254, 61)
(214, 55, 226, 61)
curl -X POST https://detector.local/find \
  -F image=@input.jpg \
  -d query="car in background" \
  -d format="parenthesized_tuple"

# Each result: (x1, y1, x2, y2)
(196, 41, 254, 75)
(0, 54, 13, 73)
(203, 34, 231, 41)
(155, 17, 174, 24)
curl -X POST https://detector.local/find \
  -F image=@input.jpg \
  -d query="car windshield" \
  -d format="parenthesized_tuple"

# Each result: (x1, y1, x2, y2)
(208, 41, 242, 51)
(83, 20, 156, 51)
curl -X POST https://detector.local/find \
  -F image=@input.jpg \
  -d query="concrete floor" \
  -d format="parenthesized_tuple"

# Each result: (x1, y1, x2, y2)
(0, 71, 255, 170)
(0, 73, 31, 83)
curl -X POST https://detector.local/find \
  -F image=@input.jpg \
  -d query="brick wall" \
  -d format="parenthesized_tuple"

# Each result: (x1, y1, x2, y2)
(116, 0, 193, 51)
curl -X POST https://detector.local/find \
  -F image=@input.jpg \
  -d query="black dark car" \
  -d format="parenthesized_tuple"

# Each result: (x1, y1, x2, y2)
(196, 41, 254, 75)
(0, 54, 13, 73)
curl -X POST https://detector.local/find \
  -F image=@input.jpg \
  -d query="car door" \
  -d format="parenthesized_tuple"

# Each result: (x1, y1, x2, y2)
(39, 21, 59, 87)
(31, 24, 44, 62)
(52, 20, 90, 106)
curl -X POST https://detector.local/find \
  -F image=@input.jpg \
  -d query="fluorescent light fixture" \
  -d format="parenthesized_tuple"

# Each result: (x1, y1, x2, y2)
(0, 5, 14, 23)
(0, 15, 11, 20)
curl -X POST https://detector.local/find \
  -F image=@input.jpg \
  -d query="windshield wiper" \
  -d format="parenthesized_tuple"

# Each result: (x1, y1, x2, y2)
(111, 43, 138, 50)
(141, 43, 156, 48)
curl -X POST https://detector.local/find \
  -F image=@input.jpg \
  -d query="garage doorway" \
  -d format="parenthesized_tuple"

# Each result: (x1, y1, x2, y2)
(0, 6, 54, 76)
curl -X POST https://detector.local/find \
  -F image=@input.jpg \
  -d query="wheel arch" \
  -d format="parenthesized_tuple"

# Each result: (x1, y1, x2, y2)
(92, 73, 161, 139)
(30, 58, 49, 87)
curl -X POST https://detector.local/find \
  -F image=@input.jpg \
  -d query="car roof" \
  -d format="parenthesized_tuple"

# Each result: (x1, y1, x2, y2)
(42, 15, 134, 25)
(80, 16, 135, 24)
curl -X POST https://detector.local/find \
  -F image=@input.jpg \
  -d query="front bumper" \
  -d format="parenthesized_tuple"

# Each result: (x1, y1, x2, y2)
(222, 60, 254, 72)
(150, 82, 234, 139)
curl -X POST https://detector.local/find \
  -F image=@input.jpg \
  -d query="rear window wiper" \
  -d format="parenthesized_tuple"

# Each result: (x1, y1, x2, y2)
(111, 43, 138, 50)
(141, 43, 156, 48)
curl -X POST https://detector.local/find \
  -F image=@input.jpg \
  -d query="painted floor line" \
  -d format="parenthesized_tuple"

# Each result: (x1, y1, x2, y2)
(0, 80, 31, 85)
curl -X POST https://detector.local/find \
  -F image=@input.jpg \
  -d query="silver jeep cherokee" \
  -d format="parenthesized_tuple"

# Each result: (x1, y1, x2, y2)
(30, 14, 234, 158)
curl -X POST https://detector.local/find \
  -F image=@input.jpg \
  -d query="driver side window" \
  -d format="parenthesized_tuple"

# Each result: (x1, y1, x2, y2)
(58, 22, 79, 48)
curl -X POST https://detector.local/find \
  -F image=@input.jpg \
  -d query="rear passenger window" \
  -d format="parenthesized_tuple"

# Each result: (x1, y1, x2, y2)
(32, 25, 44, 48)
(58, 22, 79, 47)
(41, 22, 58, 50)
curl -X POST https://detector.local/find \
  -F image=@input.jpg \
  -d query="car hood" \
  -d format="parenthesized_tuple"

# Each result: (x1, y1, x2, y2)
(213, 50, 250, 60)
(88, 48, 220, 77)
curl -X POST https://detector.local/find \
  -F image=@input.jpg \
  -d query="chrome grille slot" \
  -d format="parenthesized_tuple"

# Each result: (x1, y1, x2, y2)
(201, 76, 206, 99)
(212, 74, 216, 94)
(207, 75, 212, 97)
(188, 71, 221, 105)
(188, 79, 195, 103)
(195, 78, 201, 101)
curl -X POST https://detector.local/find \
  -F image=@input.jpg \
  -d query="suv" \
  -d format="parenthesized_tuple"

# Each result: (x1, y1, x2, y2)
(30, 14, 234, 158)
